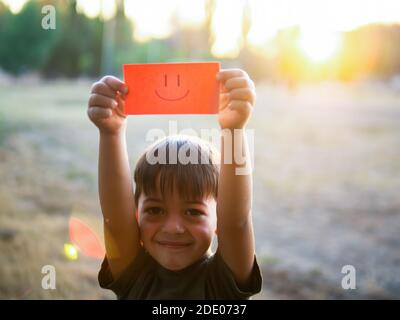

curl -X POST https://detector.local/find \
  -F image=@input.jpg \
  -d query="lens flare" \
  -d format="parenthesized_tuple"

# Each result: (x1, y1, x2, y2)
(69, 216, 105, 259)
(64, 243, 79, 261)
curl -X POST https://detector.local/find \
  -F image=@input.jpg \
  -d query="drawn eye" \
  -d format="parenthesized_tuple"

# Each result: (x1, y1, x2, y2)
(164, 74, 167, 87)
(177, 74, 180, 87)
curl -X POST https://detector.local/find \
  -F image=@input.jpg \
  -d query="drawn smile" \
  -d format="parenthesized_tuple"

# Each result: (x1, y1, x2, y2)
(155, 89, 190, 101)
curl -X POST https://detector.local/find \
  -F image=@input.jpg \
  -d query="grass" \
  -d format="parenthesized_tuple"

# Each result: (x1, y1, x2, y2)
(1, 79, 400, 299)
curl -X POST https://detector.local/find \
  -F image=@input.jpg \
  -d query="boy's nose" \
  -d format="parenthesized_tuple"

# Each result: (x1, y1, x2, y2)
(161, 215, 185, 234)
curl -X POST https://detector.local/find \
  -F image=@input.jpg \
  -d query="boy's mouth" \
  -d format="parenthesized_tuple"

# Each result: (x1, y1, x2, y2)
(155, 240, 193, 249)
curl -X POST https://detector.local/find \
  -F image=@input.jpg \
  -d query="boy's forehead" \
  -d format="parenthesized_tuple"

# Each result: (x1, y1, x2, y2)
(141, 191, 207, 203)
(139, 173, 215, 203)
(140, 184, 213, 204)
(141, 176, 185, 199)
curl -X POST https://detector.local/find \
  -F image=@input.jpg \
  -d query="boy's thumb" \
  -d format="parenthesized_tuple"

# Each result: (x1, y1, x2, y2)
(114, 93, 126, 118)
(121, 85, 129, 95)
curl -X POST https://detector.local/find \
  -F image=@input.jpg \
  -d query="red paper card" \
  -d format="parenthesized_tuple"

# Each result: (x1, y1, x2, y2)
(123, 62, 220, 115)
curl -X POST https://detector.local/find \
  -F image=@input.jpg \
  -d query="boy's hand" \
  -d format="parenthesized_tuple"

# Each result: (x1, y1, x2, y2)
(216, 69, 256, 130)
(87, 76, 128, 135)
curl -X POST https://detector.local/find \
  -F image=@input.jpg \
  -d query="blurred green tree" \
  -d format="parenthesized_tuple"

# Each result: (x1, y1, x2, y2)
(0, 0, 57, 75)
(41, 0, 102, 77)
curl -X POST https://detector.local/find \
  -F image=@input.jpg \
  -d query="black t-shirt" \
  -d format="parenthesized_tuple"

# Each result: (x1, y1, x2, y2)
(98, 246, 262, 299)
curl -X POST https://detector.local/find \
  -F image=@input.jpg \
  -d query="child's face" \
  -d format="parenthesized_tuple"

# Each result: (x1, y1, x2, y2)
(137, 186, 217, 271)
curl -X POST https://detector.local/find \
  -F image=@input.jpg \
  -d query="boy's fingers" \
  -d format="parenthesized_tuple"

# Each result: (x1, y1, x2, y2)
(90, 81, 117, 98)
(218, 93, 230, 111)
(216, 69, 249, 83)
(88, 94, 118, 109)
(219, 92, 230, 103)
(114, 93, 127, 118)
(87, 106, 112, 120)
(220, 82, 229, 94)
(229, 88, 256, 105)
(228, 100, 253, 114)
(224, 77, 255, 90)
(101, 76, 129, 95)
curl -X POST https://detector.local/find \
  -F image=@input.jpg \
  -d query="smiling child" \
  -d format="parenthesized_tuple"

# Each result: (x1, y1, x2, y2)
(87, 68, 262, 299)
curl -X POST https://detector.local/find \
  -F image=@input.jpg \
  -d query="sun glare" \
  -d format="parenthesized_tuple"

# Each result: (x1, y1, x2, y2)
(2, 0, 27, 13)
(298, 28, 342, 63)
(125, 0, 176, 42)
(211, 0, 245, 58)
(175, 0, 206, 28)
(76, 0, 115, 20)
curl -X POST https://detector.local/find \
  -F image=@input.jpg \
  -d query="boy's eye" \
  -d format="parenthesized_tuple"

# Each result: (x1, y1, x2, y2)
(144, 207, 163, 215)
(185, 209, 203, 217)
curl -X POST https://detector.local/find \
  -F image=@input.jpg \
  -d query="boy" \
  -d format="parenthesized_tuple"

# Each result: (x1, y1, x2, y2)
(87, 68, 262, 299)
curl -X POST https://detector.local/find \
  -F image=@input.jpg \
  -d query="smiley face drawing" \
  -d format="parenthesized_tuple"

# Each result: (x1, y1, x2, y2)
(123, 62, 220, 115)
(155, 74, 190, 101)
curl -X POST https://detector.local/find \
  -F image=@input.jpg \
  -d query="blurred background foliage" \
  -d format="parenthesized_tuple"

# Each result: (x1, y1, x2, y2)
(0, 0, 400, 83)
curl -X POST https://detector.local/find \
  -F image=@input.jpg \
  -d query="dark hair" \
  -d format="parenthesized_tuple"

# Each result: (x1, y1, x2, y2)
(134, 135, 220, 206)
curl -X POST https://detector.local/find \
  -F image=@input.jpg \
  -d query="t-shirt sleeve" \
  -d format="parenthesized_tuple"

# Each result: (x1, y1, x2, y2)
(207, 250, 263, 299)
(98, 246, 153, 299)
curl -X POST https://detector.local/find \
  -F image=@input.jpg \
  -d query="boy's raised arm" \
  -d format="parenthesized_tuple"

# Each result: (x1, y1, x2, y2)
(216, 69, 256, 288)
(88, 76, 140, 279)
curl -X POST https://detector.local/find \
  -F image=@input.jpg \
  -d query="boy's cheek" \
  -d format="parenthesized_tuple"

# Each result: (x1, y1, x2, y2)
(138, 221, 157, 239)
(190, 223, 215, 239)
(139, 213, 160, 225)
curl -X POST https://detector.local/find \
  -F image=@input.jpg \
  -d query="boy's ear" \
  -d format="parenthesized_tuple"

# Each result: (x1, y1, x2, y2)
(135, 208, 139, 222)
